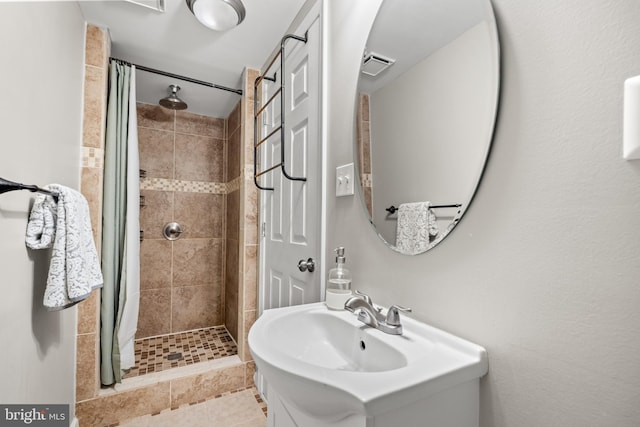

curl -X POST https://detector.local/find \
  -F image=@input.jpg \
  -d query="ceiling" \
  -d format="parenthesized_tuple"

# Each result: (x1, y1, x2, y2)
(79, 0, 308, 118)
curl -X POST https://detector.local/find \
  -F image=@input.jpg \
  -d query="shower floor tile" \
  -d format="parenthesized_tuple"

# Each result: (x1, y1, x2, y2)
(123, 326, 237, 379)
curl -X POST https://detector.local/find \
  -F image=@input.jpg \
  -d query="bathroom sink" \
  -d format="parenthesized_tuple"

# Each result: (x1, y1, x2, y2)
(248, 302, 488, 422)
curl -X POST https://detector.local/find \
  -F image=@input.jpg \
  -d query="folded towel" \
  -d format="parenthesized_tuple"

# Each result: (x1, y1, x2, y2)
(26, 184, 103, 310)
(395, 202, 439, 255)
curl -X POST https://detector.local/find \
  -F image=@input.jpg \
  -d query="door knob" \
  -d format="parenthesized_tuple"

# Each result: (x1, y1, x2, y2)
(297, 258, 315, 272)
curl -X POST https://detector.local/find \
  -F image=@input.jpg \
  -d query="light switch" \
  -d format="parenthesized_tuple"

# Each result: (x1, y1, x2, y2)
(336, 163, 355, 197)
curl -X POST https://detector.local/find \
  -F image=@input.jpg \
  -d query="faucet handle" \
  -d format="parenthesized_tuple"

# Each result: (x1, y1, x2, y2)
(354, 290, 373, 305)
(385, 305, 412, 326)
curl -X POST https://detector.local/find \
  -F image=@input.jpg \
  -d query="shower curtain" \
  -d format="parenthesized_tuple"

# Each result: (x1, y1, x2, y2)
(100, 61, 140, 385)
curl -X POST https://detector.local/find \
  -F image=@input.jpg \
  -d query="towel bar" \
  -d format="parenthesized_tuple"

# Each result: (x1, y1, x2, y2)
(253, 32, 309, 191)
(0, 177, 58, 200)
(385, 204, 462, 214)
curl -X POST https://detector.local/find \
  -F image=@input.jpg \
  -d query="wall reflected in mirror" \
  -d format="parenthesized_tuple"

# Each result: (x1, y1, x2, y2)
(355, 0, 500, 255)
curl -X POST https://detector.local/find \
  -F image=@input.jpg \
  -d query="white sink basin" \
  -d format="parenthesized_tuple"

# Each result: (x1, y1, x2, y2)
(248, 302, 488, 422)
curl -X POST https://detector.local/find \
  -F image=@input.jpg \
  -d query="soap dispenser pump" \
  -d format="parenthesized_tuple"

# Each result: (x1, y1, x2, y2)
(326, 247, 352, 310)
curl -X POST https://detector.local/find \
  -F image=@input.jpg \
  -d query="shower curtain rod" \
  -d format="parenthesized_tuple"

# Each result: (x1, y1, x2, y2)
(109, 57, 243, 96)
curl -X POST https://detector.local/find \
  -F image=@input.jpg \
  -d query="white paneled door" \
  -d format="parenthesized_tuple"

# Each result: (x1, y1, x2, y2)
(259, 13, 321, 313)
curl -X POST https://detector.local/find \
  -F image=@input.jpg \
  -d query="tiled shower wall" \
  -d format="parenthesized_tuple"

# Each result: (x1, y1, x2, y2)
(225, 101, 241, 342)
(137, 104, 226, 338)
(77, 23, 108, 403)
(225, 67, 260, 351)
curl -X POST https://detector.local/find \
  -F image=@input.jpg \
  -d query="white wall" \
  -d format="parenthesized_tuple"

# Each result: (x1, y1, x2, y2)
(0, 2, 85, 419)
(326, 0, 640, 425)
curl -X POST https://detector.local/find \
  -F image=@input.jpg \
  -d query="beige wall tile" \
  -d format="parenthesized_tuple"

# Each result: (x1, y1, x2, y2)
(82, 65, 106, 149)
(359, 93, 369, 122)
(77, 22, 107, 412)
(228, 127, 242, 180)
(172, 238, 223, 287)
(242, 95, 256, 166)
(76, 382, 170, 427)
(237, 309, 245, 362)
(80, 167, 103, 245)
(225, 239, 239, 341)
(176, 110, 224, 138)
(77, 291, 99, 335)
(138, 288, 172, 338)
(364, 186, 373, 218)
(140, 239, 172, 290)
(245, 361, 256, 388)
(243, 245, 257, 311)
(243, 181, 259, 245)
(140, 190, 173, 239)
(362, 120, 371, 174)
(137, 103, 174, 131)
(228, 102, 241, 136)
(172, 285, 221, 331)
(76, 333, 98, 402)
(170, 364, 245, 407)
(226, 190, 240, 241)
(175, 133, 223, 182)
(174, 192, 223, 238)
(242, 310, 257, 362)
(85, 24, 105, 68)
(139, 127, 175, 179)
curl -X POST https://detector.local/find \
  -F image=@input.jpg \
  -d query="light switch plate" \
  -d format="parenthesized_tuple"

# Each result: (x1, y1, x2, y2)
(336, 163, 355, 197)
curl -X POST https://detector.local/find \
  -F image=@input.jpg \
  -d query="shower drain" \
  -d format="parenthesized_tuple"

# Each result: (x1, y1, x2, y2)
(167, 352, 183, 361)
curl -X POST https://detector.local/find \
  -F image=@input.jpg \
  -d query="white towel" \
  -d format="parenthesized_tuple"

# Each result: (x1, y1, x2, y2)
(395, 202, 439, 255)
(25, 184, 103, 310)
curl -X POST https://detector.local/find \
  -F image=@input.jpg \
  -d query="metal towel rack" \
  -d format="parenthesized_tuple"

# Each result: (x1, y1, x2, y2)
(253, 32, 308, 191)
(385, 204, 462, 214)
(0, 177, 58, 200)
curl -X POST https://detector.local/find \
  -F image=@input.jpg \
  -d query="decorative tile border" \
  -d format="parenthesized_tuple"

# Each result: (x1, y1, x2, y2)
(140, 177, 244, 194)
(361, 173, 372, 187)
(82, 146, 104, 169)
(140, 178, 226, 194)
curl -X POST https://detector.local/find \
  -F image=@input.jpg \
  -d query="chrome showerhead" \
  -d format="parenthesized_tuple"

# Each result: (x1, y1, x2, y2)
(159, 85, 187, 110)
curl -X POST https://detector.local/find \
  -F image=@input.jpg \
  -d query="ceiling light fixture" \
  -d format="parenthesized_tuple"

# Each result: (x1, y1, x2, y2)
(186, 0, 246, 31)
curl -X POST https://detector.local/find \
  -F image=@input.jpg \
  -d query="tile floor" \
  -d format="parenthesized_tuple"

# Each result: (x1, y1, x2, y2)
(117, 387, 267, 426)
(124, 326, 237, 378)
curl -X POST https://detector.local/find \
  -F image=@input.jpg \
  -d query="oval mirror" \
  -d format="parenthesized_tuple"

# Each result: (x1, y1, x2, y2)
(354, 0, 500, 255)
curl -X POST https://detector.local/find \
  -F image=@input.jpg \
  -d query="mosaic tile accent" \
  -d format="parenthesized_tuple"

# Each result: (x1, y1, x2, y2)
(361, 173, 372, 187)
(140, 178, 226, 194)
(82, 146, 104, 168)
(123, 326, 237, 379)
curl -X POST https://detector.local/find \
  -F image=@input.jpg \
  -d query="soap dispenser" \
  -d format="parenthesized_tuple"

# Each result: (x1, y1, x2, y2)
(326, 247, 352, 310)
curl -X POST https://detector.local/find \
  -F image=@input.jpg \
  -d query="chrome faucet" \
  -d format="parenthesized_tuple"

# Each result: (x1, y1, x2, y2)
(344, 291, 412, 335)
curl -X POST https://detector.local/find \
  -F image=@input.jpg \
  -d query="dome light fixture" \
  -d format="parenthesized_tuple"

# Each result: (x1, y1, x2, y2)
(186, 0, 246, 32)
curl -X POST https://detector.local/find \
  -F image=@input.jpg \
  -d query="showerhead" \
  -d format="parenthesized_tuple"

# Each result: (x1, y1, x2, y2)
(159, 85, 188, 110)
